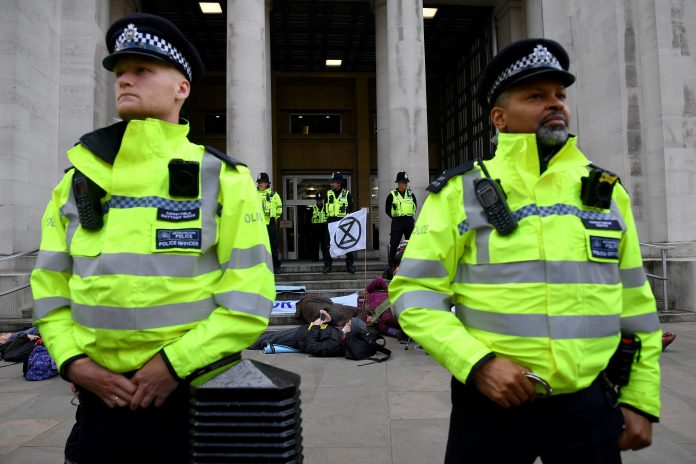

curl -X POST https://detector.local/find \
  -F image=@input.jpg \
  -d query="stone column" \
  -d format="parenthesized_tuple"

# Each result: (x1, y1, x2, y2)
(0, 1, 63, 254)
(383, 0, 430, 261)
(493, 0, 527, 48)
(227, 0, 270, 182)
(374, 0, 391, 260)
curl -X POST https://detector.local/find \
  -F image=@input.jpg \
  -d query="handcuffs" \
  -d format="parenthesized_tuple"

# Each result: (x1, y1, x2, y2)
(523, 371, 553, 399)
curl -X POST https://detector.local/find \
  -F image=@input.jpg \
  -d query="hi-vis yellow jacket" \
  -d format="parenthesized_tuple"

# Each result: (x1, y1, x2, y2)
(389, 133, 661, 419)
(31, 119, 275, 380)
(257, 187, 282, 225)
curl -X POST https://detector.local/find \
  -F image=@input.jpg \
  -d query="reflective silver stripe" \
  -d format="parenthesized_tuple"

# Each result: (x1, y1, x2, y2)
(455, 260, 620, 285)
(621, 312, 660, 333)
(35, 251, 72, 273)
(201, 152, 222, 249)
(461, 170, 492, 263)
(222, 244, 273, 271)
(33, 297, 71, 320)
(214, 291, 273, 318)
(620, 267, 647, 288)
(72, 298, 217, 330)
(72, 251, 220, 278)
(392, 290, 452, 317)
(60, 186, 80, 249)
(397, 257, 449, 279)
(610, 199, 627, 232)
(455, 305, 620, 339)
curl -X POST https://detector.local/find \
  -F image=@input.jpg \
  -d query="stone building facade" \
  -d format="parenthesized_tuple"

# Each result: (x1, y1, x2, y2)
(1, 0, 695, 311)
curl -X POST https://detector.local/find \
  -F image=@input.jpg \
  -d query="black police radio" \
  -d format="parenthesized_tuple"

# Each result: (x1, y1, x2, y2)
(169, 159, 200, 197)
(581, 167, 618, 209)
(474, 160, 518, 236)
(72, 170, 106, 230)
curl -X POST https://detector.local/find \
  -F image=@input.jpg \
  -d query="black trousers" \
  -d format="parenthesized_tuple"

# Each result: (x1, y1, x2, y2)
(312, 222, 331, 266)
(74, 383, 190, 464)
(267, 218, 281, 270)
(388, 216, 415, 268)
(445, 377, 624, 464)
(327, 217, 353, 267)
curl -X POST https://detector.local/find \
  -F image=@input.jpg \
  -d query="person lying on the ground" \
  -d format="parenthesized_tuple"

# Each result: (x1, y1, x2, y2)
(250, 310, 367, 357)
(363, 275, 406, 340)
(294, 293, 369, 326)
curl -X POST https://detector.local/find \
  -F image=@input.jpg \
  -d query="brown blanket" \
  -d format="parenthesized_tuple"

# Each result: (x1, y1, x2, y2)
(294, 293, 367, 325)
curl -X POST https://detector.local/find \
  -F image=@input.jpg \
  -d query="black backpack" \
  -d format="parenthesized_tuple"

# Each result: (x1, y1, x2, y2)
(344, 332, 391, 363)
(1, 334, 36, 362)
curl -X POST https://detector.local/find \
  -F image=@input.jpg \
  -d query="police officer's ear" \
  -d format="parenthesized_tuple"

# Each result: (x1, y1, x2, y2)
(175, 75, 191, 103)
(490, 105, 509, 132)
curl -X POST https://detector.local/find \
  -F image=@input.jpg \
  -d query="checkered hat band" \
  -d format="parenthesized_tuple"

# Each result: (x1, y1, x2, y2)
(458, 202, 618, 236)
(115, 31, 192, 81)
(487, 45, 563, 104)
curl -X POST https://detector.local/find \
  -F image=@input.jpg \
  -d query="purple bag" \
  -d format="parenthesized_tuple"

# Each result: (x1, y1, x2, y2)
(23, 343, 58, 381)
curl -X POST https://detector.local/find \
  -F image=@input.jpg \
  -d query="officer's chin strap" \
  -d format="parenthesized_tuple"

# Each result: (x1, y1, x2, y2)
(523, 371, 553, 398)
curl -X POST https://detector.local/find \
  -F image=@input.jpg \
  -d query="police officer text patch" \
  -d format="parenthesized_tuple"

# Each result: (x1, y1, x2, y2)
(157, 208, 200, 222)
(589, 236, 619, 259)
(156, 228, 201, 250)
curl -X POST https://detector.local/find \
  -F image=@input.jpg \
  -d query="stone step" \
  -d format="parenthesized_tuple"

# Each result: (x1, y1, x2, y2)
(0, 273, 33, 320)
(0, 254, 37, 272)
(275, 270, 383, 282)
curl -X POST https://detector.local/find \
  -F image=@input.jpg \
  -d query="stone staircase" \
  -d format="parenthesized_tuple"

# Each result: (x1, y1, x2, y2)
(270, 259, 388, 325)
(0, 253, 35, 332)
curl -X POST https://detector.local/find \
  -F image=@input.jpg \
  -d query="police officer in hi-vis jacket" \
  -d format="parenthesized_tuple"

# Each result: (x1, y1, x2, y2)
(385, 171, 417, 276)
(30, 13, 274, 463)
(325, 172, 355, 273)
(256, 172, 283, 273)
(389, 38, 661, 463)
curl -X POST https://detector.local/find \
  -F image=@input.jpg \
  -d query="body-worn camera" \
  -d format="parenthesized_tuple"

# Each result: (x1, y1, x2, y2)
(581, 168, 618, 209)
(72, 170, 105, 230)
(169, 159, 200, 197)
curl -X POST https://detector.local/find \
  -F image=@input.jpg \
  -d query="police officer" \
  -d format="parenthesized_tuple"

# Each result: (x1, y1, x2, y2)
(385, 171, 417, 276)
(311, 191, 331, 272)
(256, 172, 283, 273)
(389, 38, 661, 463)
(325, 172, 355, 273)
(30, 13, 274, 463)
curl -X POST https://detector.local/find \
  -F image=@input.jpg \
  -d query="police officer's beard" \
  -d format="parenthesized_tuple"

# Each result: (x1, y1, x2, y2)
(536, 114, 569, 148)
(536, 114, 569, 172)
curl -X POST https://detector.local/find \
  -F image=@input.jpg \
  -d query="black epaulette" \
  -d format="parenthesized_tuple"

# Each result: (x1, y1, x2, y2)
(77, 121, 129, 165)
(64, 166, 75, 174)
(205, 145, 246, 167)
(426, 161, 476, 193)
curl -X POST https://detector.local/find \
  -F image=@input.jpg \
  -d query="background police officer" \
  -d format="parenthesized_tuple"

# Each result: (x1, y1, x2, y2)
(385, 171, 417, 277)
(30, 13, 274, 463)
(311, 191, 331, 272)
(256, 172, 283, 273)
(325, 171, 355, 273)
(389, 38, 661, 463)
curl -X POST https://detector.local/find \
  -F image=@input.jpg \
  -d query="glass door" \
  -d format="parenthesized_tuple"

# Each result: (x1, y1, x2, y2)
(281, 174, 351, 261)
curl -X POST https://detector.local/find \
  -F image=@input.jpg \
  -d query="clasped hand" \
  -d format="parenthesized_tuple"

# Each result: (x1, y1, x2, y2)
(67, 353, 178, 411)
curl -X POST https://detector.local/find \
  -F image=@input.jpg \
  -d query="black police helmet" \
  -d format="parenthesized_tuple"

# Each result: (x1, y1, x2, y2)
(329, 172, 344, 183)
(103, 13, 204, 84)
(395, 171, 410, 183)
(256, 172, 271, 184)
(476, 38, 575, 109)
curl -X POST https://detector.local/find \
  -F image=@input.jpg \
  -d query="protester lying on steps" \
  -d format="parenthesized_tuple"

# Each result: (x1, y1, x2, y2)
(251, 310, 366, 357)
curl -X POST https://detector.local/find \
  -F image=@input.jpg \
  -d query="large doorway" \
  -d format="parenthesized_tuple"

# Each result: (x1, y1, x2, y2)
(281, 174, 352, 261)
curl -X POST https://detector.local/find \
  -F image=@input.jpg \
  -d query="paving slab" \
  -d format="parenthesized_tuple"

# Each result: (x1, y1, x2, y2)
(0, 321, 694, 464)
